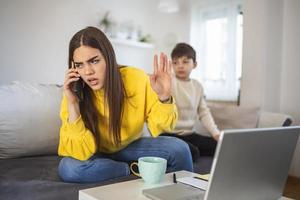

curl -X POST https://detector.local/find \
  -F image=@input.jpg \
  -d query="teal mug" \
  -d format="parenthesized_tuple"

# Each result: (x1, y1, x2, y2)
(130, 156, 167, 184)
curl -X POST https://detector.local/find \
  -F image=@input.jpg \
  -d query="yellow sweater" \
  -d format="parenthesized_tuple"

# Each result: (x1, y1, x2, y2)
(58, 67, 178, 160)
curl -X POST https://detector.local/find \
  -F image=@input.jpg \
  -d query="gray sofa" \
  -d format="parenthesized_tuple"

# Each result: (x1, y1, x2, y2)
(0, 82, 293, 200)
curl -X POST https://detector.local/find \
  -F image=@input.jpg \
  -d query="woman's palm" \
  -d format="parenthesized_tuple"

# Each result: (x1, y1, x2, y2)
(150, 53, 172, 100)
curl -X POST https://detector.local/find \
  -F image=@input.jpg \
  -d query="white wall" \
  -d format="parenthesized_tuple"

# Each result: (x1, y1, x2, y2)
(263, 0, 283, 112)
(0, 0, 189, 84)
(280, 0, 300, 178)
(239, 0, 264, 107)
(241, 0, 300, 177)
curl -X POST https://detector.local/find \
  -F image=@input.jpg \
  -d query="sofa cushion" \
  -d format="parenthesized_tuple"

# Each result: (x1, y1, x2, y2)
(0, 155, 209, 200)
(0, 155, 137, 200)
(0, 82, 62, 159)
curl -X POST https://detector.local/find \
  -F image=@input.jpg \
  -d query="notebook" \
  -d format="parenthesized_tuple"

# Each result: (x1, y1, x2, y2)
(142, 183, 205, 200)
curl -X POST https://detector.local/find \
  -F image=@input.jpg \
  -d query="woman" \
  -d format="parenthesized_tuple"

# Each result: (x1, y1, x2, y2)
(58, 26, 193, 183)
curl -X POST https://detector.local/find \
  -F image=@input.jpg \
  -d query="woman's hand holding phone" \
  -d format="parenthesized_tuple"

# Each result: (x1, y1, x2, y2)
(63, 65, 81, 123)
(63, 67, 81, 104)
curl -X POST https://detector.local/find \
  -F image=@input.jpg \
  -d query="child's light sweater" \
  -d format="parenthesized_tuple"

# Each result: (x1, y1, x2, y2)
(171, 76, 219, 137)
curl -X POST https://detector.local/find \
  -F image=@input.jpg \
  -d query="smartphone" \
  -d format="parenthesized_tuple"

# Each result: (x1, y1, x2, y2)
(71, 78, 83, 101)
(70, 61, 83, 101)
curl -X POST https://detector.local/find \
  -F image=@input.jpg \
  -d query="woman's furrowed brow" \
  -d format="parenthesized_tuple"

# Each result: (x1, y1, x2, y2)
(87, 55, 99, 62)
(74, 55, 99, 64)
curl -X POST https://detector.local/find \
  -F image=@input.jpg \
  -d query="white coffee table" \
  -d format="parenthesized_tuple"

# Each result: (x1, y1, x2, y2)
(79, 170, 293, 200)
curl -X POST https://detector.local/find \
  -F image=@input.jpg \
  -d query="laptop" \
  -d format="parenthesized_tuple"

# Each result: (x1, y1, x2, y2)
(143, 126, 300, 200)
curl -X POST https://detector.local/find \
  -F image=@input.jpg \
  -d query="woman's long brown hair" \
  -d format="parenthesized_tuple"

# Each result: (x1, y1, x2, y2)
(68, 26, 125, 146)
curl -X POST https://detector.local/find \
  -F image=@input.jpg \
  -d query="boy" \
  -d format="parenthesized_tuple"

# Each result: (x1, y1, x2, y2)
(162, 43, 221, 161)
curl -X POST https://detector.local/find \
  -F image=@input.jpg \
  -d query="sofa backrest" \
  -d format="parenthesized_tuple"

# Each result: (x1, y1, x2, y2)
(258, 111, 293, 128)
(209, 104, 260, 130)
(0, 82, 293, 159)
(0, 82, 62, 159)
(193, 104, 260, 136)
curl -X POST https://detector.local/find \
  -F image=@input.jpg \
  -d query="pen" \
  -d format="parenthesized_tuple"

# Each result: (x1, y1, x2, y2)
(193, 176, 207, 181)
(173, 173, 177, 183)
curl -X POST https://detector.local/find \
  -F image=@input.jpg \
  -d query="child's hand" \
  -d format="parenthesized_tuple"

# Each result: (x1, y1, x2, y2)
(150, 53, 172, 102)
(212, 132, 220, 141)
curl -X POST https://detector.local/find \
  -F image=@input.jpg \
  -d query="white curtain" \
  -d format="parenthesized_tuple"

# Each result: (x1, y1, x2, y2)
(190, 0, 243, 101)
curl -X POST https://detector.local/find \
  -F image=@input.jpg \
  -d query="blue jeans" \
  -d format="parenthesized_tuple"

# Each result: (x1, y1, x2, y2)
(58, 136, 193, 183)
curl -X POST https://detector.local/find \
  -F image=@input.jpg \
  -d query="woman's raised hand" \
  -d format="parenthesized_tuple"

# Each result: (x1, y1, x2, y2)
(63, 66, 80, 105)
(150, 53, 172, 102)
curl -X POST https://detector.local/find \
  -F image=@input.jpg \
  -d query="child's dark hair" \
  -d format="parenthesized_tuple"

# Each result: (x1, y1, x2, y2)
(171, 43, 196, 63)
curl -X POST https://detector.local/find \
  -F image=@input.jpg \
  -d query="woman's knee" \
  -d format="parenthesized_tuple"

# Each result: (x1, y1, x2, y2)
(160, 136, 193, 171)
(163, 136, 190, 154)
(58, 157, 85, 182)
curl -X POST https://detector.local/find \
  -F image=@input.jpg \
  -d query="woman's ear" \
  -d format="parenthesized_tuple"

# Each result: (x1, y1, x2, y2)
(193, 62, 197, 69)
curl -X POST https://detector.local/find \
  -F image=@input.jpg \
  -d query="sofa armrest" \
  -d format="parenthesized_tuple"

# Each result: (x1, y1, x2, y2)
(257, 112, 293, 128)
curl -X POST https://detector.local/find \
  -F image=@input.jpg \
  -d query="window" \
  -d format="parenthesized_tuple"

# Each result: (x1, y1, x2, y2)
(190, 0, 243, 101)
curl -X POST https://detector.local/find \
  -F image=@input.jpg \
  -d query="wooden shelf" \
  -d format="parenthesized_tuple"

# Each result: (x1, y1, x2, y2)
(109, 38, 154, 49)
